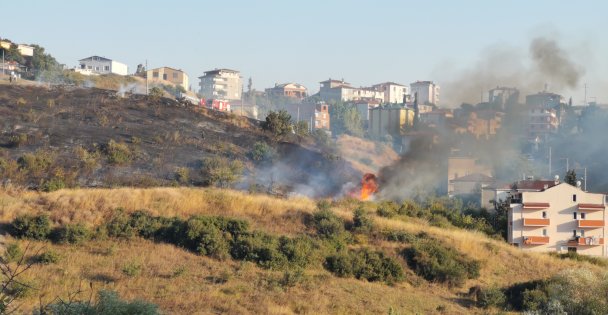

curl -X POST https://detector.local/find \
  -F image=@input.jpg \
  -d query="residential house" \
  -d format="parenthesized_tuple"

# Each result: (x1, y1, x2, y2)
(314, 103, 331, 130)
(481, 179, 558, 210)
(420, 109, 452, 127)
(16, 44, 33, 57)
(266, 83, 307, 99)
(353, 99, 381, 123)
(450, 173, 495, 196)
(198, 68, 242, 101)
(410, 80, 440, 105)
(507, 181, 607, 257)
(145, 67, 189, 90)
(369, 106, 415, 138)
(489, 87, 519, 109)
(372, 82, 410, 104)
(447, 156, 492, 197)
(319, 79, 384, 103)
(77, 56, 128, 75)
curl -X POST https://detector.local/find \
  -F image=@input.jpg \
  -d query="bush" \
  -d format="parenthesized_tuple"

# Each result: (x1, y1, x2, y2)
(231, 231, 287, 269)
(105, 140, 132, 165)
(262, 110, 291, 139)
(376, 201, 400, 218)
(352, 208, 374, 233)
(37, 250, 61, 264)
(325, 249, 404, 284)
(41, 177, 66, 192)
(383, 230, 415, 243)
(249, 142, 276, 163)
(43, 290, 159, 315)
(175, 167, 189, 184)
(122, 261, 143, 277)
(7, 133, 28, 148)
(4, 243, 22, 263)
(278, 236, 314, 268)
(201, 156, 244, 188)
(52, 223, 92, 244)
(311, 209, 345, 239)
(11, 214, 52, 240)
(105, 209, 136, 239)
(184, 217, 230, 259)
(477, 287, 506, 309)
(402, 236, 480, 287)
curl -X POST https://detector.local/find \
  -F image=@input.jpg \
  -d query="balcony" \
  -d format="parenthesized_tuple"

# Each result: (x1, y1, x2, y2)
(523, 218, 550, 227)
(578, 220, 605, 228)
(523, 236, 550, 245)
(578, 204, 605, 211)
(523, 202, 550, 210)
(567, 237, 604, 246)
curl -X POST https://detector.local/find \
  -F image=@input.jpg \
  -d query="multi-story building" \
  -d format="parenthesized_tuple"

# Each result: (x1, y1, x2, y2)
(507, 181, 607, 257)
(319, 79, 384, 103)
(352, 99, 381, 122)
(314, 103, 330, 130)
(145, 67, 189, 90)
(265, 83, 307, 99)
(372, 82, 410, 104)
(410, 80, 440, 105)
(526, 92, 563, 108)
(447, 156, 493, 197)
(77, 56, 128, 75)
(16, 44, 34, 57)
(369, 106, 415, 138)
(489, 86, 519, 108)
(420, 109, 452, 127)
(528, 106, 558, 142)
(465, 110, 503, 140)
(198, 68, 242, 101)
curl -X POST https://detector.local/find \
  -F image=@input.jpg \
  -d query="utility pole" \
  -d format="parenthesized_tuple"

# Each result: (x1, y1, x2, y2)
(548, 146, 552, 176)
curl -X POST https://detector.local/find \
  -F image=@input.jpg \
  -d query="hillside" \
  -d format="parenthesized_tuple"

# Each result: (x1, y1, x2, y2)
(0, 187, 602, 314)
(0, 84, 357, 196)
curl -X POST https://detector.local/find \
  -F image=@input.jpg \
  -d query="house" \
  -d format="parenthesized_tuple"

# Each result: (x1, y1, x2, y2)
(16, 44, 34, 57)
(77, 56, 128, 75)
(463, 111, 503, 139)
(265, 83, 307, 99)
(507, 180, 607, 257)
(198, 68, 242, 101)
(481, 179, 558, 210)
(371, 82, 410, 104)
(352, 99, 381, 122)
(369, 106, 415, 138)
(319, 79, 384, 103)
(420, 109, 452, 127)
(447, 156, 492, 197)
(410, 80, 440, 105)
(449, 173, 495, 196)
(145, 67, 189, 90)
(281, 101, 330, 131)
(314, 103, 330, 130)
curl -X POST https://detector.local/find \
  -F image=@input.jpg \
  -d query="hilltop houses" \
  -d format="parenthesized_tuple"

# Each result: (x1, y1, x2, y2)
(145, 67, 189, 90)
(77, 56, 128, 76)
(265, 83, 307, 99)
(198, 68, 242, 101)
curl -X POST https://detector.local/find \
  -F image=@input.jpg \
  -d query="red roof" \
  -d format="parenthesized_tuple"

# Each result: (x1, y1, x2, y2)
(512, 180, 557, 191)
(523, 202, 550, 209)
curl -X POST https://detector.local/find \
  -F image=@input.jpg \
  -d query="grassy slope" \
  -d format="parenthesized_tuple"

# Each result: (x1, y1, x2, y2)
(335, 135, 399, 175)
(0, 187, 598, 314)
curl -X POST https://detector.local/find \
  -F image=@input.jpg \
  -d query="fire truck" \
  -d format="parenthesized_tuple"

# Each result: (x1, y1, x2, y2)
(201, 98, 231, 112)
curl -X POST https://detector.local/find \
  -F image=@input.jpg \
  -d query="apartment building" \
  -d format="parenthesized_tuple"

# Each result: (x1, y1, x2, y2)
(372, 82, 410, 104)
(465, 111, 503, 140)
(198, 68, 242, 101)
(528, 106, 558, 142)
(145, 67, 189, 90)
(353, 99, 381, 122)
(319, 79, 384, 103)
(410, 80, 440, 105)
(508, 181, 607, 257)
(369, 106, 415, 138)
(266, 83, 307, 99)
(77, 56, 128, 75)
(314, 103, 330, 130)
(526, 92, 563, 108)
(489, 87, 519, 109)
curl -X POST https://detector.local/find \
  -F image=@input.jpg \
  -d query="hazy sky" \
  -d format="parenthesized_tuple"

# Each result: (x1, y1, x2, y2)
(2, 0, 607, 105)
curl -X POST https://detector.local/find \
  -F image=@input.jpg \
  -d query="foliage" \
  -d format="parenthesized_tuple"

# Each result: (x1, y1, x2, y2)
(311, 209, 346, 239)
(43, 290, 159, 315)
(548, 251, 608, 267)
(352, 207, 374, 233)
(564, 169, 577, 186)
(402, 236, 480, 287)
(41, 177, 66, 192)
(328, 101, 363, 136)
(262, 110, 292, 139)
(52, 223, 92, 244)
(11, 214, 52, 240)
(184, 216, 231, 259)
(324, 249, 404, 284)
(293, 121, 309, 136)
(249, 141, 276, 164)
(174, 167, 189, 184)
(148, 87, 164, 99)
(105, 209, 136, 239)
(477, 287, 506, 309)
(105, 140, 133, 165)
(36, 250, 61, 264)
(201, 156, 244, 188)
(7, 133, 28, 148)
(4, 243, 23, 263)
(122, 261, 143, 277)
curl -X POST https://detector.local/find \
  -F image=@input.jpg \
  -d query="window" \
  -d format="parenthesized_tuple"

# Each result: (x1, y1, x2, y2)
(581, 213, 586, 219)
(542, 211, 547, 219)
(542, 229, 547, 236)
(173, 73, 178, 79)
(573, 230, 577, 237)
(104, 66, 110, 71)
(573, 212, 578, 220)
(153, 72, 159, 78)
(95, 67, 99, 71)
(580, 230, 585, 237)
(163, 74, 168, 80)
(573, 194, 577, 202)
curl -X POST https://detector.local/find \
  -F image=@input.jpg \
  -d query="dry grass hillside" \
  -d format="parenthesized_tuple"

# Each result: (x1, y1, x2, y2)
(336, 135, 399, 174)
(0, 187, 599, 314)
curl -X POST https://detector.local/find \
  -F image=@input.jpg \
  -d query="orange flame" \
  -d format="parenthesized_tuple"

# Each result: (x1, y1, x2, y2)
(360, 173, 378, 201)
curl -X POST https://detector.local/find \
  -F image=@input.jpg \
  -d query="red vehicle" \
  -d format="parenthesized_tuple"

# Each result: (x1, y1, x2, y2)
(202, 98, 230, 111)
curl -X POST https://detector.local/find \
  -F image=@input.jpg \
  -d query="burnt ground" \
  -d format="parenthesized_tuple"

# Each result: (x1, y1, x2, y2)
(0, 84, 358, 196)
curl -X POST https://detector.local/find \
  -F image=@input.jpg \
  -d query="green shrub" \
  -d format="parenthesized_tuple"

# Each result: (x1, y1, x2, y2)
(4, 243, 23, 263)
(105, 209, 135, 239)
(105, 139, 133, 165)
(201, 156, 244, 188)
(175, 167, 189, 184)
(37, 250, 61, 264)
(522, 288, 548, 311)
(128, 210, 166, 239)
(311, 209, 345, 239)
(352, 208, 373, 233)
(278, 236, 314, 268)
(477, 287, 506, 309)
(279, 268, 305, 288)
(249, 142, 276, 163)
(122, 261, 143, 277)
(52, 223, 92, 244)
(41, 177, 66, 192)
(549, 251, 608, 267)
(231, 231, 287, 269)
(325, 249, 404, 284)
(44, 290, 159, 315)
(11, 214, 52, 240)
(383, 230, 415, 243)
(402, 236, 480, 287)
(185, 217, 230, 259)
(376, 201, 399, 218)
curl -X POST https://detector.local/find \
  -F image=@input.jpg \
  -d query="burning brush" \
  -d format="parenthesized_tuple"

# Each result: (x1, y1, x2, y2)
(360, 173, 378, 201)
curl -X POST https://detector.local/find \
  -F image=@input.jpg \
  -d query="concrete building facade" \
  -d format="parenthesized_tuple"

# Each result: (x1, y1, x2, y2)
(319, 79, 384, 103)
(77, 56, 128, 75)
(410, 80, 440, 105)
(528, 106, 558, 142)
(198, 69, 242, 101)
(372, 82, 410, 104)
(369, 106, 415, 138)
(266, 83, 307, 99)
(146, 67, 189, 90)
(508, 182, 607, 257)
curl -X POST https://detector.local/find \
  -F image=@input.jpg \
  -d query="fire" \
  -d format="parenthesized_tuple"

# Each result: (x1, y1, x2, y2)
(360, 173, 378, 201)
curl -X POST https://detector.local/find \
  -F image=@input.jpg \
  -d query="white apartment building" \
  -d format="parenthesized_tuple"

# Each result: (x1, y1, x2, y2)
(77, 56, 128, 75)
(528, 106, 558, 143)
(198, 68, 242, 101)
(410, 80, 440, 105)
(372, 82, 410, 104)
(507, 181, 607, 257)
(319, 79, 384, 103)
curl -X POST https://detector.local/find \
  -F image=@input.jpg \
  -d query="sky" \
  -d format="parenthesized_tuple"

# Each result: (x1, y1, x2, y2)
(2, 0, 607, 105)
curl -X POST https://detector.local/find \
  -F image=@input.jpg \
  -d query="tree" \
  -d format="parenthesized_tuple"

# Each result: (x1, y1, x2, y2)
(328, 102, 363, 136)
(201, 157, 244, 188)
(262, 110, 292, 139)
(293, 121, 309, 136)
(564, 169, 577, 186)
